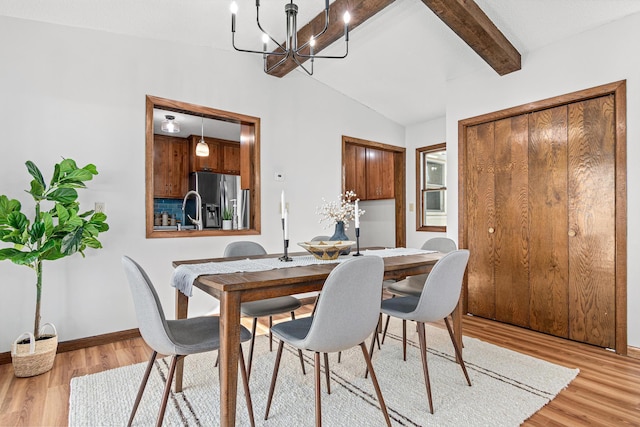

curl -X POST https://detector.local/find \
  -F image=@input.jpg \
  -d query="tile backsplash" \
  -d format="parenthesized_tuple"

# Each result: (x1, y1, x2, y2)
(154, 198, 184, 223)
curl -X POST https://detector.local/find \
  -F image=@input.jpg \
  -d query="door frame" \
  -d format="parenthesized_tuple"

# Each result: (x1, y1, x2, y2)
(342, 135, 407, 248)
(458, 80, 627, 354)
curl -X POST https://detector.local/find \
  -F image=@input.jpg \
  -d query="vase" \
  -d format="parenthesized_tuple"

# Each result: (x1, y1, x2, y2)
(329, 221, 351, 255)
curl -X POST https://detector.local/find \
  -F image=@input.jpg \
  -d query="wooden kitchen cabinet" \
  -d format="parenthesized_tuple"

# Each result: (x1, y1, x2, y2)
(190, 136, 240, 175)
(221, 142, 240, 174)
(366, 147, 395, 199)
(344, 143, 394, 200)
(153, 134, 189, 199)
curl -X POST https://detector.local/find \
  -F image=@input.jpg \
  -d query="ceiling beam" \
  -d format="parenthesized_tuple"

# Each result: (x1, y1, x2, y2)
(266, 0, 396, 78)
(420, 0, 520, 75)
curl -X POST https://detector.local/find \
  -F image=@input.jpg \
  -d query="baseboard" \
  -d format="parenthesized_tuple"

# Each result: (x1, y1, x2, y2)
(627, 345, 640, 360)
(0, 328, 141, 365)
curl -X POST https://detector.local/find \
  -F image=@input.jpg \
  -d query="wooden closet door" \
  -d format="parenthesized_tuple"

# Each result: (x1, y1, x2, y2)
(567, 95, 616, 348)
(494, 115, 530, 327)
(465, 122, 496, 319)
(528, 106, 570, 337)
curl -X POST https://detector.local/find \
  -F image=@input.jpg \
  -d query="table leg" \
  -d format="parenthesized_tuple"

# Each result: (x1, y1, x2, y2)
(219, 291, 241, 427)
(174, 290, 189, 392)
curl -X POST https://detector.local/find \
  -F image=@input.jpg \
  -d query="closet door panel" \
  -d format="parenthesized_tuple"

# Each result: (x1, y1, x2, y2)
(466, 122, 496, 319)
(494, 115, 530, 327)
(567, 96, 616, 348)
(528, 106, 570, 337)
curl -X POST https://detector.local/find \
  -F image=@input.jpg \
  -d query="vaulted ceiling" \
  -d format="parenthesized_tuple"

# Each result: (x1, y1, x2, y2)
(2, 0, 640, 125)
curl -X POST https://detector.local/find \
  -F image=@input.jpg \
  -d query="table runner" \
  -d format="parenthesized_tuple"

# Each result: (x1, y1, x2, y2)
(172, 248, 435, 296)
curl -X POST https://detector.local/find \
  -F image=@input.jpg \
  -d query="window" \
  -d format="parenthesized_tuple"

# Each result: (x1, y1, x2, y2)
(417, 143, 446, 231)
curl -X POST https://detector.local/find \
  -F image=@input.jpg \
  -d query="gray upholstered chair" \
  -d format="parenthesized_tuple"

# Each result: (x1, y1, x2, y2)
(374, 250, 471, 415)
(264, 256, 391, 427)
(382, 237, 458, 354)
(223, 241, 305, 378)
(121, 256, 255, 427)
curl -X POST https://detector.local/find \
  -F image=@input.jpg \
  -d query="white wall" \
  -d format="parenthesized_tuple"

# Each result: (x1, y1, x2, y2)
(444, 13, 640, 347)
(0, 16, 404, 352)
(404, 117, 448, 249)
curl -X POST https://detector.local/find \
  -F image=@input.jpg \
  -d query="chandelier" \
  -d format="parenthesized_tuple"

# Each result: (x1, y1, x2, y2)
(230, 1, 351, 76)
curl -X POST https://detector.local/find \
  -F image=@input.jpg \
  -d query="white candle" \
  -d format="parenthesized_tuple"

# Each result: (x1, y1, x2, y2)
(283, 209, 289, 240)
(281, 190, 285, 219)
(355, 200, 360, 228)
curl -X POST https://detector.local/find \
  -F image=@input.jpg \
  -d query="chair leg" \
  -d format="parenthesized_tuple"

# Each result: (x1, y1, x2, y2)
(292, 311, 306, 376)
(246, 317, 258, 379)
(359, 342, 392, 427)
(314, 352, 322, 427)
(156, 355, 181, 427)
(376, 314, 382, 349)
(402, 319, 407, 361)
(444, 317, 472, 386)
(238, 345, 256, 427)
(337, 351, 341, 363)
(364, 330, 377, 379)
(214, 352, 219, 368)
(127, 350, 157, 427)
(381, 314, 391, 344)
(264, 340, 285, 420)
(323, 352, 331, 394)
(417, 322, 434, 414)
(269, 316, 274, 352)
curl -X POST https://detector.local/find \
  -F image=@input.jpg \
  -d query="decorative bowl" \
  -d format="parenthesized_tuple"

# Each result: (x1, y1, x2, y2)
(298, 240, 356, 260)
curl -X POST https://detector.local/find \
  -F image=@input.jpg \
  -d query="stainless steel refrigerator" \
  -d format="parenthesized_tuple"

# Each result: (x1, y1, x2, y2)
(186, 172, 250, 229)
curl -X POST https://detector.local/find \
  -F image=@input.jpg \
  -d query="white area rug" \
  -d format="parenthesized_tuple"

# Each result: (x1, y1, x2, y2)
(69, 321, 578, 426)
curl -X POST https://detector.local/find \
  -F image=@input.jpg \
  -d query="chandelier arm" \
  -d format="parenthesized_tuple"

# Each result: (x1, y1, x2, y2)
(233, 33, 287, 56)
(296, 42, 348, 60)
(264, 53, 293, 74)
(290, 55, 314, 76)
(256, 5, 287, 54)
(309, 9, 331, 48)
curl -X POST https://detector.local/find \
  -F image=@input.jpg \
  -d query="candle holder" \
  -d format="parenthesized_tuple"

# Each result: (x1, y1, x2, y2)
(279, 217, 292, 261)
(352, 227, 362, 256)
(279, 239, 293, 262)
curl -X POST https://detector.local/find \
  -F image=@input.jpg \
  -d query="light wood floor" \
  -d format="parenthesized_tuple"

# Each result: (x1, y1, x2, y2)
(1, 307, 639, 426)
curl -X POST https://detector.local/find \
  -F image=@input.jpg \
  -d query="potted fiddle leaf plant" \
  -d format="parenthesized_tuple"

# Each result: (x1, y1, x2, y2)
(0, 158, 109, 377)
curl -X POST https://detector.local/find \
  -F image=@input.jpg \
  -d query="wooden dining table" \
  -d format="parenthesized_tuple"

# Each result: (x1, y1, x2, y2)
(172, 249, 458, 427)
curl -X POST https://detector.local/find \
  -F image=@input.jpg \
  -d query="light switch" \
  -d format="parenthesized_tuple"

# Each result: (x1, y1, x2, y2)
(95, 202, 105, 213)
(409, 203, 414, 212)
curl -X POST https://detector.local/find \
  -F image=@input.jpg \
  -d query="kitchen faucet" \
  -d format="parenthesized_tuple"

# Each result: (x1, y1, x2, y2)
(182, 190, 203, 230)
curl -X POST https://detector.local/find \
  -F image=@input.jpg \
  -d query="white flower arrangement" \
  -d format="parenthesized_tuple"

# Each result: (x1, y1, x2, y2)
(316, 190, 365, 230)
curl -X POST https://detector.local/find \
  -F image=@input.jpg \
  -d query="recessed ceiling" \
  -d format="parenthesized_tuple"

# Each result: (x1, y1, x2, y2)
(2, 0, 640, 125)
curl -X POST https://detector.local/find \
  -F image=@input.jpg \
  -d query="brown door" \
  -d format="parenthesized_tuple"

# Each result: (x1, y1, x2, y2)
(465, 121, 496, 319)
(464, 95, 617, 348)
(494, 114, 530, 327)
(567, 95, 616, 348)
(528, 105, 570, 338)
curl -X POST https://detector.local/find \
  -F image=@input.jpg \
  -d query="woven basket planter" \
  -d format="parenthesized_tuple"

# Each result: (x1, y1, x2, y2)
(11, 323, 58, 378)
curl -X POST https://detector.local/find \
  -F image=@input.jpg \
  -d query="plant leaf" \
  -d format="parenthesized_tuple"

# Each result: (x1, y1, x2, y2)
(25, 161, 45, 190)
(55, 203, 70, 223)
(28, 179, 45, 200)
(61, 228, 83, 255)
(59, 168, 94, 184)
(47, 188, 78, 205)
(0, 196, 21, 220)
(0, 248, 38, 265)
(7, 211, 28, 231)
(29, 221, 45, 242)
(83, 164, 98, 175)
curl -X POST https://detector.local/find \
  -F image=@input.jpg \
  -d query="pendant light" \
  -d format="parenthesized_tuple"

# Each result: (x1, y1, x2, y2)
(195, 116, 209, 157)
